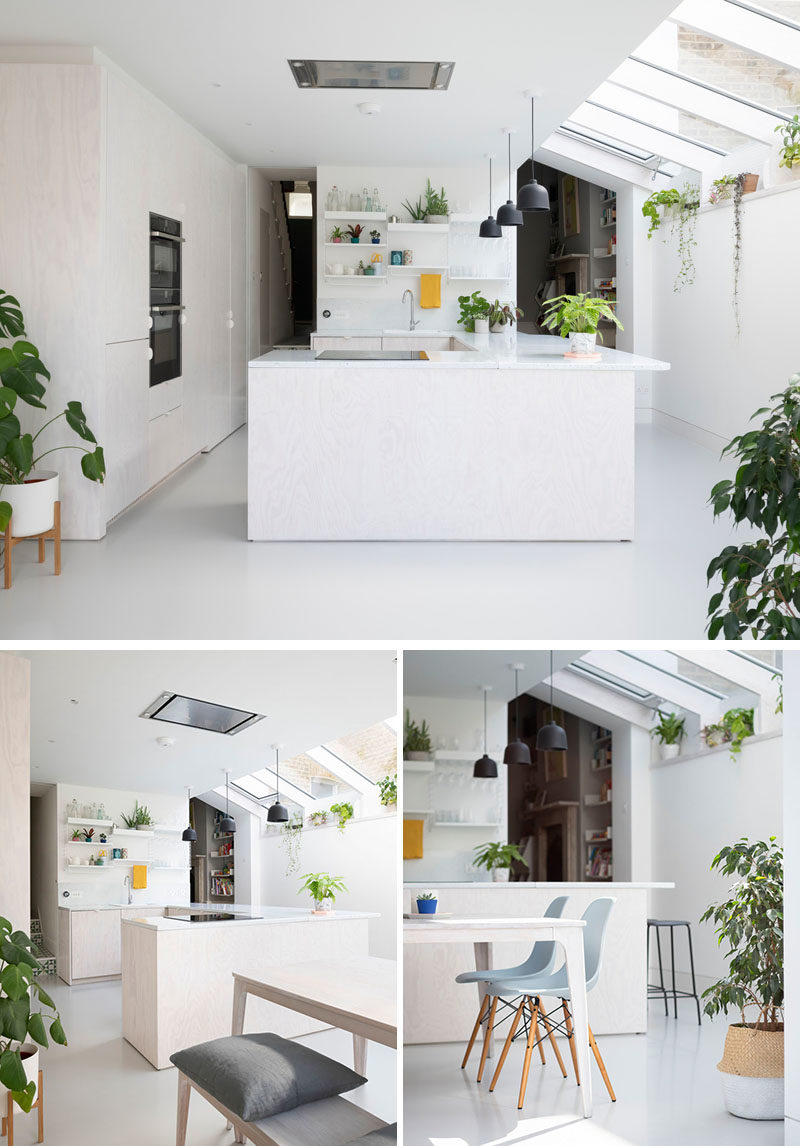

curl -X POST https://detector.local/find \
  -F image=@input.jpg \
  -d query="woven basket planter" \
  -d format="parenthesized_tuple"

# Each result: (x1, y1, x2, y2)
(717, 1023, 784, 1120)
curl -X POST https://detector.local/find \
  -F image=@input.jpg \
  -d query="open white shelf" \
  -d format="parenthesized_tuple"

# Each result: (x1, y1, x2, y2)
(388, 222, 449, 234)
(433, 821, 500, 828)
(388, 265, 448, 273)
(601, 196, 617, 204)
(324, 242, 386, 249)
(599, 220, 616, 229)
(403, 808, 433, 815)
(112, 827, 154, 838)
(323, 274, 386, 283)
(324, 210, 386, 221)
(448, 275, 510, 281)
(66, 817, 114, 828)
(403, 759, 435, 772)
(66, 839, 108, 845)
(150, 865, 191, 871)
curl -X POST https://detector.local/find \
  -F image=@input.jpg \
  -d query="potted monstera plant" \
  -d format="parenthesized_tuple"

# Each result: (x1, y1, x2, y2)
(0, 290, 104, 538)
(701, 837, 783, 1121)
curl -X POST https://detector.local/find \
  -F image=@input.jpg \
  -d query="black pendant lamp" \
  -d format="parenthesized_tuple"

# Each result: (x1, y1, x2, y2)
(536, 651, 568, 752)
(479, 154, 502, 238)
(504, 664, 532, 766)
(516, 97, 550, 213)
(473, 686, 498, 778)
(181, 786, 197, 842)
(267, 745, 289, 823)
(496, 129, 524, 227)
(219, 770, 237, 834)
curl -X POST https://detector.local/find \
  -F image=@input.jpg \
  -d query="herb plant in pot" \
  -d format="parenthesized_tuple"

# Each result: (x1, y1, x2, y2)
(472, 840, 527, 883)
(0, 290, 105, 537)
(416, 890, 438, 915)
(650, 709, 686, 760)
(487, 300, 523, 334)
(423, 179, 449, 224)
(540, 292, 622, 356)
(701, 837, 783, 1120)
(299, 871, 347, 914)
(404, 709, 432, 761)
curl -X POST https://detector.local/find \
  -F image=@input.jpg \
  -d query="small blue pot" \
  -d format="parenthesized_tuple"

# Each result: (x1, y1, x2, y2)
(417, 898, 438, 914)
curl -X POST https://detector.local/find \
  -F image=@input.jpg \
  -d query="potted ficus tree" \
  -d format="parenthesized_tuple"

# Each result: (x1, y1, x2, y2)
(298, 872, 348, 914)
(540, 292, 622, 356)
(650, 709, 686, 760)
(472, 840, 528, 883)
(0, 290, 105, 538)
(0, 916, 68, 1113)
(701, 837, 783, 1121)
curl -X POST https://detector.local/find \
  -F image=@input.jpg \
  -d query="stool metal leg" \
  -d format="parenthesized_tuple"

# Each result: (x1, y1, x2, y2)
(685, 923, 702, 1025)
(654, 926, 668, 1016)
(669, 925, 678, 1019)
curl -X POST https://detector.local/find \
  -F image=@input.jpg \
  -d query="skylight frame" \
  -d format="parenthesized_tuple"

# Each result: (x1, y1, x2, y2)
(725, 0, 800, 32)
(629, 52, 796, 122)
(583, 98, 730, 155)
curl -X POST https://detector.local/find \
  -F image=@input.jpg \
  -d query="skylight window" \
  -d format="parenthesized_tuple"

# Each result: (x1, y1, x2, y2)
(288, 60, 454, 90)
(594, 83, 755, 150)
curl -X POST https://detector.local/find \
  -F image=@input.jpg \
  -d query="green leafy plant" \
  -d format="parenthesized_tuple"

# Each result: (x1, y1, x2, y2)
(701, 708, 754, 759)
(472, 841, 528, 872)
(0, 290, 105, 532)
(308, 810, 328, 826)
(377, 773, 397, 806)
(401, 196, 426, 222)
(281, 813, 304, 875)
(298, 872, 348, 906)
(0, 916, 67, 1111)
(775, 113, 800, 169)
(369, 229, 381, 240)
(456, 292, 490, 332)
(345, 224, 364, 241)
(700, 837, 783, 1029)
(416, 891, 437, 900)
(641, 184, 699, 291)
(330, 225, 344, 240)
(650, 709, 686, 746)
(708, 175, 738, 204)
(641, 187, 681, 237)
(707, 375, 800, 639)
(404, 710, 432, 755)
(487, 300, 523, 328)
(120, 800, 152, 828)
(329, 802, 354, 832)
(423, 179, 449, 218)
(540, 292, 621, 341)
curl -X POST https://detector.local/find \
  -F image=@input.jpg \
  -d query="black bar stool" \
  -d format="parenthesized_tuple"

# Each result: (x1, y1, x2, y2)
(647, 918, 701, 1024)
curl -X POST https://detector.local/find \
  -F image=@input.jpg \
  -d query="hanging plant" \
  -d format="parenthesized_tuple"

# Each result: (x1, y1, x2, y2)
(280, 813, 304, 875)
(377, 773, 397, 807)
(731, 173, 747, 337)
(330, 802, 354, 833)
(641, 183, 699, 292)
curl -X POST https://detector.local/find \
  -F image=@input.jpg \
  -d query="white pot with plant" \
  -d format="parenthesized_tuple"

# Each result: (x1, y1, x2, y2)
(540, 292, 623, 357)
(120, 800, 153, 831)
(472, 840, 527, 883)
(701, 708, 754, 760)
(769, 114, 800, 185)
(487, 299, 523, 334)
(404, 709, 432, 761)
(701, 837, 783, 1120)
(0, 289, 105, 539)
(299, 871, 348, 915)
(422, 178, 449, 224)
(456, 291, 490, 335)
(650, 709, 686, 760)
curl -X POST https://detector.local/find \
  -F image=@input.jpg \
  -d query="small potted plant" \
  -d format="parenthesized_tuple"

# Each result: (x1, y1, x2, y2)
(120, 800, 153, 830)
(540, 292, 622, 356)
(457, 291, 490, 334)
(308, 809, 328, 827)
(330, 801, 354, 832)
(400, 196, 426, 223)
(774, 113, 800, 177)
(357, 259, 365, 276)
(346, 224, 364, 244)
(369, 229, 381, 244)
(404, 710, 432, 761)
(487, 300, 523, 334)
(330, 226, 344, 244)
(701, 837, 783, 1120)
(650, 709, 686, 760)
(377, 773, 397, 808)
(423, 179, 449, 224)
(708, 175, 738, 204)
(416, 890, 438, 915)
(701, 708, 754, 759)
(298, 871, 348, 914)
(472, 840, 528, 883)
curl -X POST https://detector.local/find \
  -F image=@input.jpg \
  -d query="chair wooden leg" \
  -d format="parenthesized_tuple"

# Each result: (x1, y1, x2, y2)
(539, 1006, 568, 1078)
(176, 1072, 191, 1146)
(488, 998, 526, 1092)
(36, 1070, 43, 1143)
(38, 537, 45, 563)
(53, 501, 61, 576)
(517, 999, 539, 1109)
(476, 994, 498, 1083)
(589, 1025, 617, 1101)
(461, 993, 489, 1069)
(530, 1000, 547, 1065)
(562, 1000, 580, 1085)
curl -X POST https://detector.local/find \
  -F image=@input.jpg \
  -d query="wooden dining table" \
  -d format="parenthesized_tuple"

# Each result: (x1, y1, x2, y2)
(403, 914, 592, 1116)
(232, 955, 396, 1075)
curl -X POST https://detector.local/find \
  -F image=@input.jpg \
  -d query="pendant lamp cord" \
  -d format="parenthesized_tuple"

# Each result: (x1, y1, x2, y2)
(508, 132, 512, 199)
(531, 98, 535, 169)
(489, 156, 492, 213)
(549, 649, 554, 717)
(275, 748, 280, 802)
(514, 667, 520, 735)
(483, 687, 488, 753)
(225, 771, 230, 815)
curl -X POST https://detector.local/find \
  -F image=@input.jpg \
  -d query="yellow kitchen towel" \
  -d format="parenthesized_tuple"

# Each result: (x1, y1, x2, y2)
(419, 274, 441, 309)
(403, 819, 424, 859)
(132, 864, 147, 889)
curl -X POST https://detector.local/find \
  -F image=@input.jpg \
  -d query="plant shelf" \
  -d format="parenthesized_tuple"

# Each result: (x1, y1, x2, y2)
(324, 242, 386, 249)
(323, 275, 386, 283)
(388, 222, 449, 234)
(448, 275, 511, 281)
(113, 827, 154, 838)
(66, 817, 114, 828)
(433, 821, 500, 828)
(388, 265, 449, 273)
(66, 839, 110, 845)
(324, 211, 387, 221)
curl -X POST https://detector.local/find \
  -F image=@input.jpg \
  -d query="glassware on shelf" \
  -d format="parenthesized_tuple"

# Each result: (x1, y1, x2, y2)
(350, 191, 362, 211)
(81, 803, 94, 819)
(96, 803, 107, 821)
(373, 187, 381, 212)
(66, 798, 80, 819)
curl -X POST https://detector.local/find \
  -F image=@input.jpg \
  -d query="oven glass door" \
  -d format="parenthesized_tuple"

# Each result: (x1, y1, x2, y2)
(150, 309, 182, 386)
(150, 235, 181, 292)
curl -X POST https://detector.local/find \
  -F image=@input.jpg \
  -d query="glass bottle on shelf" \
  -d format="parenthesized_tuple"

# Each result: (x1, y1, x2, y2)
(96, 802, 106, 821)
(350, 190, 361, 211)
(67, 798, 80, 819)
(373, 187, 381, 213)
(363, 186, 372, 212)
(82, 802, 94, 819)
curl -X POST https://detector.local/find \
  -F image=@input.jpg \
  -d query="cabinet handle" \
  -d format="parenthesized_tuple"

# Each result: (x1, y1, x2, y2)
(147, 348, 154, 361)
(226, 319, 235, 329)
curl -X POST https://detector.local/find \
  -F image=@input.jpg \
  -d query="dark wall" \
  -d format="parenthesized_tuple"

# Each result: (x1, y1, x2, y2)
(287, 217, 313, 322)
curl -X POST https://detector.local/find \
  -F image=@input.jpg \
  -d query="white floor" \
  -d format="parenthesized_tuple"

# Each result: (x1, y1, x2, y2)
(0, 422, 746, 638)
(27, 976, 395, 1146)
(403, 1010, 784, 1145)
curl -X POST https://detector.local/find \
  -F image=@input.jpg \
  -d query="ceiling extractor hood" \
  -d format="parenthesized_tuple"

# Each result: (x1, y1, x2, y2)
(288, 59, 454, 90)
(139, 692, 265, 735)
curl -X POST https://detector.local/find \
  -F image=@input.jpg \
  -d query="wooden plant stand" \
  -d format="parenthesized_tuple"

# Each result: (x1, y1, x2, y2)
(3, 501, 61, 589)
(1, 1068, 44, 1144)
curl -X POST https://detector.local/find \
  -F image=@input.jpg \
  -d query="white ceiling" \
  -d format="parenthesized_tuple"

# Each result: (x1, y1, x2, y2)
(17, 650, 396, 793)
(0, 0, 677, 167)
(403, 650, 586, 701)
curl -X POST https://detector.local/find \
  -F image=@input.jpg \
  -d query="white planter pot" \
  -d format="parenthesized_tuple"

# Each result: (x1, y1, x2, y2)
(313, 899, 332, 913)
(1, 470, 58, 537)
(568, 331, 598, 356)
(489, 322, 507, 334)
(424, 215, 448, 225)
(719, 1072, 784, 1120)
(404, 751, 431, 761)
(661, 743, 680, 760)
(473, 318, 489, 334)
(136, 824, 152, 831)
(12, 1043, 39, 1087)
(492, 868, 510, 882)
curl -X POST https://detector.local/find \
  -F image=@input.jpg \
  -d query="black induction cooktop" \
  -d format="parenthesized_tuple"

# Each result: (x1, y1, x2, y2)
(170, 912, 262, 923)
(315, 349, 429, 360)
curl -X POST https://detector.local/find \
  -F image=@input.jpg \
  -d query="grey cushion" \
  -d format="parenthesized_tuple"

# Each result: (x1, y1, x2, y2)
(341, 1124, 397, 1145)
(170, 1032, 367, 1122)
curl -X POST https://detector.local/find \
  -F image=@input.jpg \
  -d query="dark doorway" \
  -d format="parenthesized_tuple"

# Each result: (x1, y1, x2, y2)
(279, 180, 316, 347)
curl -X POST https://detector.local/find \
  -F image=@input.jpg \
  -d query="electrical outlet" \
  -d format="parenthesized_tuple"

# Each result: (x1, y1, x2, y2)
(70, 890, 82, 898)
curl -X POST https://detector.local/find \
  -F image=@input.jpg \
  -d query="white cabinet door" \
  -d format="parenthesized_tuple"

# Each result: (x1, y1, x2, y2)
(311, 336, 382, 351)
(381, 336, 452, 351)
(149, 406, 185, 488)
(122, 907, 164, 919)
(229, 164, 247, 435)
(70, 910, 122, 979)
(104, 339, 150, 522)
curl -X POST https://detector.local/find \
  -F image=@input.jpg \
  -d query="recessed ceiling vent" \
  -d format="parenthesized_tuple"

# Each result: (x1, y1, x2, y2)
(140, 692, 265, 736)
(288, 59, 454, 90)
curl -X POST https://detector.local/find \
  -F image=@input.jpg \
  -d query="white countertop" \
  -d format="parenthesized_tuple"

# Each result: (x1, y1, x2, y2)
(120, 904, 378, 931)
(250, 331, 669, 372)
(59, 901, 170, 911)
(404, 881, 675, 890)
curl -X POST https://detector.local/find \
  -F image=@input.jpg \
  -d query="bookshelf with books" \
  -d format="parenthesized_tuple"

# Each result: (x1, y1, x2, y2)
(209, 811, 235, 902)
(582, 724, 613, 880)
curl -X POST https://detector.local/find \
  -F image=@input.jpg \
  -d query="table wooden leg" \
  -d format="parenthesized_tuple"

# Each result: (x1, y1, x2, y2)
(562, 931, 592, 1117)
(473, 941, 494, 1057)
(37, 1070, 43, 1143)
(176, 1072, 191, 1146)
(353, 1034, 368, 1076)
(231, 978, 247, 1036)
(5, 1090, 12, 1146)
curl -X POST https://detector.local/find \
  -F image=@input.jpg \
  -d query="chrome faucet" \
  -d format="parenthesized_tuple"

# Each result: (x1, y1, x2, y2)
(123, 875, 133, 905)
(402, 289, 420, 331)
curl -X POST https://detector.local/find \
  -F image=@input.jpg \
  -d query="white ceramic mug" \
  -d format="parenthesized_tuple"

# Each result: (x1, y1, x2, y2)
(333, 262, 343, 276)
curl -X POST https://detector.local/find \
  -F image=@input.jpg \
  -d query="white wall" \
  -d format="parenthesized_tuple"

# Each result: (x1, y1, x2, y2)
(316, 165, 516, 333)
(30, 786, 58, 952)
(784, 655, 799, 1139)
(0, 653, 30, 933)
(648, 183, 800, 447)
(260, 812, 396, 959)
(648, 731, 783, 990)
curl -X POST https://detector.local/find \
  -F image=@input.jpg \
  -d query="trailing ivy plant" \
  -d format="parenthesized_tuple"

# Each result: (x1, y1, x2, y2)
(731, 174, 746, 336)
(707, 375, 800, 638)
(641, 183, 699, 292)
(700, 837, 783, 1030)
(377, 773, 397, 807)
(701, 708, 754, 759)
(281, 813, 304, 876)
(329, 801, 354, 833)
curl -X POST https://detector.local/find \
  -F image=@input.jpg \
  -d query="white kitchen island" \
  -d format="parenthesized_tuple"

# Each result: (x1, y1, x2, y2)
(247, 331, 669, 541)
(121, 904, 377, 1068)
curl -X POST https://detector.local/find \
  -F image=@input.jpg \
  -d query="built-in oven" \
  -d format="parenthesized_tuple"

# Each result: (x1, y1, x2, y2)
(149, 213, 184, 386)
